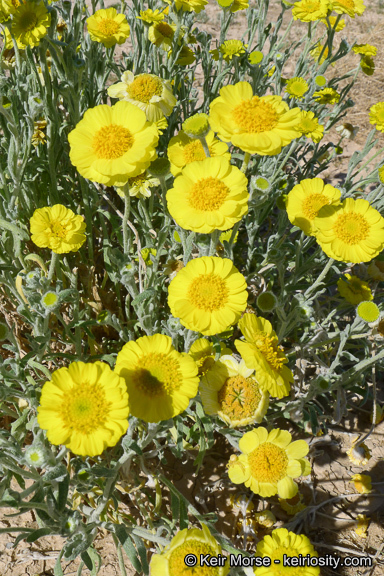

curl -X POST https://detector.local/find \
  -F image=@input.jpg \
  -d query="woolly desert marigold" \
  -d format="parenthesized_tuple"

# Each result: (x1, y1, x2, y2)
(148, 20, 176, 51)
(235, 314, 293, 398)
(313, 198, 384, 263)
(114, 334, 199, 423)
(11, 0, 51, 48)
(86, 8, 130, 48)
(292, 0, 330, 22)
(167, 157, 249, 233)
(313, 87, 340, 104)
(167, 130, 230, 176)
(254, 528, 320, 576)
(285, 77, 309, 99)
(168, 256, 248, 336)
(219, 39, 247, 62)
(296, 111, 324, 143)
(150, 524, 229, 576)
(330, 0, 365, 17)
(173, 0, 208, 13)
(286, 177, 341, 236)
(37, 361, 129, 457)
(200, 355, 269, 427)
(107, 71, 176, 123)
(209, 81, 302, 155)
(337, 273, 372, 305)
(228, 427, 311, 498)
(369, 102, 384, 132)
(68, 101, 158, 187)
(189, 338, 232, 377)
(30, 204, 86, 254)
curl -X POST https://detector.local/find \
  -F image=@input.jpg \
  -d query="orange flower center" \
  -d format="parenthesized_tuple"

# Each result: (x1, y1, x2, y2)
(232, 96, 278, 133)
(127, 74, 163, 103)
(333, 212, 369, 244)
(188, 177, 229, 211)
(97, 18, 120, 36)
(187, 273, 229, 311)
(248, 442, 288, 483)
(92, 124, 134, 159)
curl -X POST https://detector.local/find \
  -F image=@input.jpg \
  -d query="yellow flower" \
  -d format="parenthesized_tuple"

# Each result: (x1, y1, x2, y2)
(11, 0, 51, 48)
(200, 355, 269, 427)
(337, 274, 372, 305)
(310, 42, 330, 65)
(279, 493, 307, 515)
(330, 0, 366, 17)
(361, 56, 375, 76)
(0, 0, 18, 22)
(217, 0, 249, 11)
(219, 39, 247, 62)
(182, 113, 210, 138)
(150, 524, 229, 576)
(163, 256, 184, 279)
(116, 171, 159, 199)
(355, 514, 369, 538)
(254, 510, 276, 528)
(166, 157, 249, 234)
(292, 0, 330, 22)
(174, 0, 208, 13)
(114, 334, 199, 423)
(321, 15, 345, 30)
(313, 198, 384, 263)
(286, 177, 341, 236)
(209, 81, 302, 155)
(136, 8, 166, 24)
(353, 44, 377, 57)
(357, 301, 380, 323)
(31, 119, 47, 147)
(86, 8, 130, 48)
(235, 314, 293, 398)
(30, 205, 86, 254)
(296, 110, 324, 143)
(148, 21, 176, 51)
(335, 122, 359, 140)
(107, 71, 176, 123)
(369, 102, 384, 132)
(313, 87, 340, 104)
(285, 77, 309, 99)
(37, 361, 129, 457)
(68, 101, 158, 187)
(367, 259, 384, 281)
(168, 256, 248, 336)
(228, 427, 311, 498)
(248, 51, 263, 65)
(254, 528, 320, 576)
(347, 437, 371, 466)
(167, 130, 230, 177)
(351, 473, 372, 494)
(189, 338, 232, 377)
(176, 45, 195, 66)
(135, 247, 157, 266)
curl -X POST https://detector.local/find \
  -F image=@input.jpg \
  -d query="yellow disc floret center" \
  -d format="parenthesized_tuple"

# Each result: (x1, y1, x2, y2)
(187, 273, 229, 311)
(97, 17, 120, 36)
(168, 541, 219, 576)
(339, 0, 354, 8)
(127, 75, 163, 103)
(19, 10, 38, 31)
(61, 384, 110, 434)
(248, 442, 289, 483)
(304, 1, 320, 10)
(188, 177, 229, 211)
(51, 221, 68, 238)
(269, 547, 310, 576)
(254, 331, 286, 371)
(334, 212, 369, 244)
(218, 375, 261, 420)
(183, 140, 207, 164)
(232, 96, 278, 133)
(301, 193, 329, 220)
(155, 22, 174, 38)
(299, 118, 317, 133)
(132, 353, 182, 396)
(92, 124, 134, 159)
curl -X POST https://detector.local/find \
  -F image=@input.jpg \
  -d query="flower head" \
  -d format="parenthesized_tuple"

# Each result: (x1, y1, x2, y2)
(30, 205, 86, 254)
(296, 111, 324, 143)
(347, 438, 371, 466)
(10, 0, 51, 48)
(176, 45, 196, 66)
(189, 338, 232, 377)
(148, 20, 176, 51)
(248, 51, 263, 65)
(310, 43, 330, 65)
(321, 14, 345, 30)
(313, 198, 384, 263)
(173, 0, 208, 13)
(209, 81, 302, 155)
(24, 444, 47, 468)
(361, 56, 375, 76)
(355, 514, 369, 538)
(313, 87, 340, 104)
(0, 0, 18, 23)
(285, 77, 309, 99)
(37, 361, 129, 457)
(292, 0, 330, 22)
(116, 171, 159, 199)
(286, 178, 341, 236)
(353, 44, 377, 57)
(228, 427, 311, 498)
(114, 334, 199, 423)
(369, 102, 384, 132)
(330, 0, 365, 17)
(367, 259, 384, 281)
(356, 301, 380, 323)
(182, 113, 210, 138)
(168, 256, 248, 336)
(256, 291, 278, 313)
(337, 274, 372, 305)
(219, 39, 247, 62)
(86, 8, 130, 48)
(200, 355, 269, 427)
(68, 101, 158, 187)
(351, 473, 372, 494)
(167, 130, 230, 177)
(235, 314, 293, 398)
(136, 8, 166, 24)
(279, 493, 307, 516)
(217, 0, 249, 11)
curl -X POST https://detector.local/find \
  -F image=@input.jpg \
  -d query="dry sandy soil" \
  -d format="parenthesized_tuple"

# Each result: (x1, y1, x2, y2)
(1, 1, 384, 575)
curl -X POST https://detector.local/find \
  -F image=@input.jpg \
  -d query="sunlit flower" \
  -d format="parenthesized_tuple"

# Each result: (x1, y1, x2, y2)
(173, 0, 208, 13)
(254, 510, 276, 528)
(292, 0, 330, 22)
(217, 0, 249, 11)
(189, 338, 232, 377)
(337, 274, 372, 305)
(313, 87, 340, 104)
(248, 51, 263, 65)
(330, 0, 366, 18)
(356, 301, 380, 323)
(296, 110, 324, 143)
(228, 427, 311, 498)
(30, 205, 86, 254)
(219, 39, 247, 62)
(136, 8, 167, 24)
(310, 42, 331, 65)
(285, 77, 309, 99)
(352, 44, 377, 57)
(321, 15, 345, 30)
(369, 102, 384, 132)
(37, 361, 129, 457)
(347, 437, 371, 466)
(279, 493, 307, 516)
(351, 473, 372, 494)
(148, 20, 176, 51)
(176, 45, 196, 66)
(86, 7, 130, 48)
(355, 514, 369, 538)
(31, 119, 47, 147)
(11, 0, 51, 48)
(167, 130, 230, 177)
(116, 171, 159, 199)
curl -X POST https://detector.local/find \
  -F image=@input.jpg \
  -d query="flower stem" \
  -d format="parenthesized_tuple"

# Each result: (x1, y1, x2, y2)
(122, 186, 131, 255)
(47, 251, 59, 281)
(304, 258, 334, 299)
(199, 136, 211, 157)
(240, 152, 251, 173)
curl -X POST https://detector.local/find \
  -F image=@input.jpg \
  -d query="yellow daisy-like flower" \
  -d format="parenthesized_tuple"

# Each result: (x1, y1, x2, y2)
(219, 39, 247, 62)
(228, 427, 311, 498)
(254, 528, 320, 576)
(107, 71, 176, 123)
(200, 355, 269, 427)
(369, 102, 384, 132)
(321, 14, 345, 30)
(337, 273, 372, 305)
(285, 77, 309, 99)
(217, 0, 249, 11)
(166, 157, 249, 234)
(351, 473, 372, 494)
(209, 81, 302, 156)
(176, 45, 196, 66)
(355, 514, 369, 538)
(347, 437, 371, 466)
(254, 510, 276, 528)
(168, 256, 248, 336)
(367, 259, 384, 281)
(30, 205, 86, 254)
(330, 0, 366, 17)
(235, 314, 293, 398)
(357, 301, 380, 323)
(148, 21, 176, 51)
(116, 171, 159, 199)
(114, 334, 199, 423)
(296, 110, 324, 143)
(313, 87, 340, 104)
(150, 524, 229, 576)
(68, 101, 158, 187)
(279, 493, 307, 516)
(11, 0, 51, 48)
(189, 338, 232, 377)
(174, 0, 208, 13)
(353, 43, 377, 57)
(0, 0, 18, 22)
(292, 0, 330, 22)
(86, 8, 130, 48)
(379, 165, 384, 184)
(136, 8, 166, 24)
(361, 56, 375, 76)
(313, 198, 384, 263)
(37, 361, 129, 457)
(285, 177, 341, 236)
(310, 42, 330, 65)
(167, 130, 230, 177)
